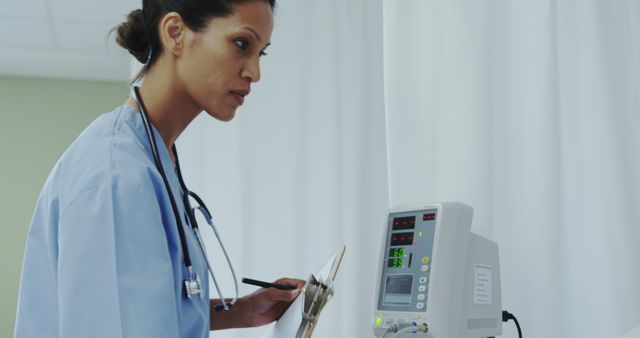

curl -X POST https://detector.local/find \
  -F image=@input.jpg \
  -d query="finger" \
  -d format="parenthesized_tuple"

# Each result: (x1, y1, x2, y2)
(274, 278, 306, 290)
(265, 287, 301, 302)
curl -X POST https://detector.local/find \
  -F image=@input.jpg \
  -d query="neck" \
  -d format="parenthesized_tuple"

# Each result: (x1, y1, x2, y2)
(131, 61, 201, 157)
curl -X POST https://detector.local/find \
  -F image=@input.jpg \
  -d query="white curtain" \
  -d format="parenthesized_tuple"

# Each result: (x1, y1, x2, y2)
(178, 0, 387, 337)
(384, 1, 640, 338)
(176, 0, 640, 337)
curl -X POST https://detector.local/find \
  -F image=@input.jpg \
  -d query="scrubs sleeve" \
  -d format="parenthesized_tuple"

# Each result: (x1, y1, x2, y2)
(57, 176, 180, 338)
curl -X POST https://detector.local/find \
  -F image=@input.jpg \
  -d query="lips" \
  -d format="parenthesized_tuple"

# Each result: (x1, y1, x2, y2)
(230, 89, 250, 105)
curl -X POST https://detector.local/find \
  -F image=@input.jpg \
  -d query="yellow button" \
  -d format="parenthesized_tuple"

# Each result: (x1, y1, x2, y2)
(422, 257, 431, 264)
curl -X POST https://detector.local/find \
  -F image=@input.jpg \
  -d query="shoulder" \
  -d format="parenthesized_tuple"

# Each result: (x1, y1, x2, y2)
(44, 105, 161, 207)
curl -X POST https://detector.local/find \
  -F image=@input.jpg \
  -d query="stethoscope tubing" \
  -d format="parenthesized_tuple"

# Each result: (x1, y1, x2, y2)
(132, 86, 238, 309)
(133, 86, 194, 269)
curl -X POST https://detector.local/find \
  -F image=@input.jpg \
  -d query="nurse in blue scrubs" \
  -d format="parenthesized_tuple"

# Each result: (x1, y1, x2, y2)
(14, 0, 305, 337)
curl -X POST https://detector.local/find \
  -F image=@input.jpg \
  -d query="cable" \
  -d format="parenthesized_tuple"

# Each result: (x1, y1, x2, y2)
(382, 322, 429, 337)
(500, 310, 522, 338)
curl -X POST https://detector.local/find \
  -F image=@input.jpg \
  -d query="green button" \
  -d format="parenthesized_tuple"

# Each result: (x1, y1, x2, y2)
(422, 257, 431, 264)
(375, 316, 384, 327)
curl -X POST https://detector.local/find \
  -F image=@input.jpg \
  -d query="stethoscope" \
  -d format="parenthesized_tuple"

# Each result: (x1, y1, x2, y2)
(133, 86, 238, 311)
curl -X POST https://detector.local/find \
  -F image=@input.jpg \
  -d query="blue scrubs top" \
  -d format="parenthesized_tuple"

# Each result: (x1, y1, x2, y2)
(14, 104, 210, 338)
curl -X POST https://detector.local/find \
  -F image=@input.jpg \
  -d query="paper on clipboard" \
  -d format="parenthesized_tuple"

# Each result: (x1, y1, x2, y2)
(262, 246, 345, 338)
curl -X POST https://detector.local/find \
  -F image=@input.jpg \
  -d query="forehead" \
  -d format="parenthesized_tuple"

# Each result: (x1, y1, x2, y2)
(205, 1, 274, 41)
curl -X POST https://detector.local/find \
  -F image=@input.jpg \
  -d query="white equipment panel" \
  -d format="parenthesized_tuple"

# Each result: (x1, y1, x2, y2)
(373, 203, 503, 338)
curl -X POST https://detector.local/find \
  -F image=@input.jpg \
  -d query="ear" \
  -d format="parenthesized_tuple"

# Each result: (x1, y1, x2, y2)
(159, 12, 186, 56)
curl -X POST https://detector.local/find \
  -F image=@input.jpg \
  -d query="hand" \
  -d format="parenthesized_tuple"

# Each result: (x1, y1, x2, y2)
(210, 277, 307, 330)
(237, 277, 306, 327)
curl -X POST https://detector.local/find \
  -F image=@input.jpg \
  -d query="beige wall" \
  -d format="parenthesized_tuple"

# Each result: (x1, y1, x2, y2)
(0, 76, 128, 337)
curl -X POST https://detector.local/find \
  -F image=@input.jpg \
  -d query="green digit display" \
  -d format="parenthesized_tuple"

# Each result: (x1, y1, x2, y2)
(387, 258, 405, 268)
(390, 248, 405, 258)
(387, 248, 408, 268)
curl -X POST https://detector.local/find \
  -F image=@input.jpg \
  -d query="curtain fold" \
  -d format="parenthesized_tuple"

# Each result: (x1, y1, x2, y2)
(385, 0, 640, 337)
(178, 1, 387, 337)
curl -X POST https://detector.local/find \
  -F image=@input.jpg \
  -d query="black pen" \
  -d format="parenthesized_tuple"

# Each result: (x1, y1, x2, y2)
(242, 278, 297, 291)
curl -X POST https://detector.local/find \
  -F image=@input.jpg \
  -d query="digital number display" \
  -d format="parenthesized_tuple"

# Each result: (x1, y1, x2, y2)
(393, 216, 416, 230)
(389, 248, 406, 258)
(387, 248, 412, 268)
(387, 258, 404, 268)
(423, 213, 436, 221)
(390, 232, 414, 246)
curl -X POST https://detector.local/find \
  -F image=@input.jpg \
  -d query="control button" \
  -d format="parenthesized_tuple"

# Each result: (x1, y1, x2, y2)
(422, 257, 431, 264)
(417, 293, 426, 301)
(418, 285, 426, 292)
(416, 302, 425, 309)
(419, 277, 427, 284)
(421, 265, 430, 272)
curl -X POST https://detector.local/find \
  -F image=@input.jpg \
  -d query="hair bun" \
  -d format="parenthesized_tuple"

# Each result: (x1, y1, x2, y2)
(115, 9, 149, 64)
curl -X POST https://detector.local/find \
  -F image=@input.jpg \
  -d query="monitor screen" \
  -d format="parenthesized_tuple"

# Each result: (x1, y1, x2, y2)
(383, 274, 413, 306)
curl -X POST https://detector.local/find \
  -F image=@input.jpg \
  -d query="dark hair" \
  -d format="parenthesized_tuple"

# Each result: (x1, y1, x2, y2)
(114, 0, 275, 83)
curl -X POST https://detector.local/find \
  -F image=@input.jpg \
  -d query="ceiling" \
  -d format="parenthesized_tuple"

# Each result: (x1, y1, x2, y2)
(0, 0, 139, 82)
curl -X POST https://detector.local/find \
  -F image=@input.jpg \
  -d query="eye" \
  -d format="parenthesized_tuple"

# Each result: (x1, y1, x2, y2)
(259, 50, 268, 57)
(234, 38, 250, 52)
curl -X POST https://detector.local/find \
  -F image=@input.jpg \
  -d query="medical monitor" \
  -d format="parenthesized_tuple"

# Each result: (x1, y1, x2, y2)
(373, 203, 503, 338)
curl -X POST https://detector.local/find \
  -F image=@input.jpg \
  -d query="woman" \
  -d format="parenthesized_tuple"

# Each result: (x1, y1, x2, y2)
(14, 0, 304, 337)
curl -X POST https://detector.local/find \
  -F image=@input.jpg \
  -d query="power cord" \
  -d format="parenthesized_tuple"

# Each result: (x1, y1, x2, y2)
(382, 322, 429, 337)
(488, 310, 522, 338)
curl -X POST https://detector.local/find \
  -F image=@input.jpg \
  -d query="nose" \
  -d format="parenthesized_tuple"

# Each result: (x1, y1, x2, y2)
(241, 56, 261, 83)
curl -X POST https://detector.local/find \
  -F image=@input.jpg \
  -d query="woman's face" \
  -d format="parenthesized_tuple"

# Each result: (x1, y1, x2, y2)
(177, 1, 274, 121)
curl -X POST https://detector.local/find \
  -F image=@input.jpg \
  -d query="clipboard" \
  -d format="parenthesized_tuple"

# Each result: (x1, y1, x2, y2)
(262, 246, 346, 338)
